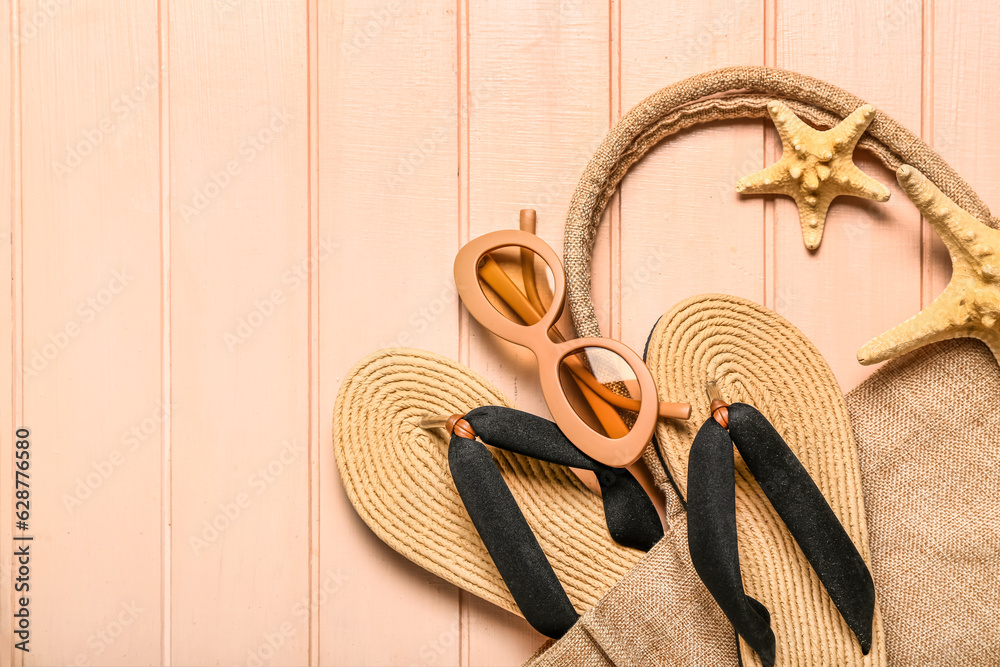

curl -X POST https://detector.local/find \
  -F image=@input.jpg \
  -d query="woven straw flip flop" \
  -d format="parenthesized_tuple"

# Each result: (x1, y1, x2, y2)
(645, 294, 887, 666)
(333, 347, 649, 627)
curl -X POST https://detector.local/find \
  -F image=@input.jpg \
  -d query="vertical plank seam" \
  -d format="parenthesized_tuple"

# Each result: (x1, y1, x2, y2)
(306, 0, 321, 663)
(156, 0, 172, 663)
(920, 0, 934, 309)
(456, 0, 471, 663)
(11, 0, 19, 427)
(456, 0, 470, 356)
(763, 0, 777, 310)
(609, 0, 621, 341)
(9, 0, 22, 665)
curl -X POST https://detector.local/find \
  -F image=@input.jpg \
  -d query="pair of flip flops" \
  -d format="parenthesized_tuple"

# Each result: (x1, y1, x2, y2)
(333, 294, 885, 665)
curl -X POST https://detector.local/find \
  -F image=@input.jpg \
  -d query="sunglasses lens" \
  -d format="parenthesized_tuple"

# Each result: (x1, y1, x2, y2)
(476, 245, 555, 326)
(558, 346, 642, 440)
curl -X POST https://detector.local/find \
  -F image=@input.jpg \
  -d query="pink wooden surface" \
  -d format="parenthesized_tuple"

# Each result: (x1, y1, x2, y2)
(2, 1, 994, 665)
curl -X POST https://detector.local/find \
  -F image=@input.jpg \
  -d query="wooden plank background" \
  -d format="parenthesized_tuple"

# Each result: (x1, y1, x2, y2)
(2, 0, 994, 665)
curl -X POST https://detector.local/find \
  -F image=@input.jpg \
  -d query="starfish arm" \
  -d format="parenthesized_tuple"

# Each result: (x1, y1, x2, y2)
(857, 285, 968, 365)
(827, 104, 877, 152)
(736, 161, 795, 195)
(895, 164, 945, 213)
(841, 165, 891, 202)
(749, 101, 892, 251)
(896, 164, 1000, 263)
(796, 196, 834, 250)
(767, 101, 815, 146)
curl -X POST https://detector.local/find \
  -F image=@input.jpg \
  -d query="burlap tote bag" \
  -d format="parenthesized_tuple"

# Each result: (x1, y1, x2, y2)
(527, 65, 1000, 666)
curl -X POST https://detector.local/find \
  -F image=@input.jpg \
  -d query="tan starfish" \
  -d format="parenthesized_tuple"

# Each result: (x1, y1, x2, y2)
(858, 165, 1000, 366)
(737, 101, 891, 250)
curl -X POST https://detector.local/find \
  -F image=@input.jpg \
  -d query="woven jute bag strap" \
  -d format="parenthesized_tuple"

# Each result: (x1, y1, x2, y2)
(563, 64, 1000, 339)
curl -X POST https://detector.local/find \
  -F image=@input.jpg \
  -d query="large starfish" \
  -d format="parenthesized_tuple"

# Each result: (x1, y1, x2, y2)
(737, 101, 891, 250)
(858, 165, 1000, 366)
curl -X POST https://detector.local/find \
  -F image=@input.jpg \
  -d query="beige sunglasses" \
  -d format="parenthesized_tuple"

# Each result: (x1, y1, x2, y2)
(451, 211, 690, 468)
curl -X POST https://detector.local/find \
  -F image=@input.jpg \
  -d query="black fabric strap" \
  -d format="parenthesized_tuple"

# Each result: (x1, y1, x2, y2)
(726, 402, 875, 654)
(687, 417, 776, 666)
(687, 404, 875, 666)
(449, 434, 579, 638)
(446, 405, 663, 639)
(465, 406, 663, 551)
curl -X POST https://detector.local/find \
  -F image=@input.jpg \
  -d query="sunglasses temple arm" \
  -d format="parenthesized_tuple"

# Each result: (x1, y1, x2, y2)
(479, 256, 544, 325)
(566, 357, 691, 420)
(418, 415, 451, 430)
(518, 210, 548, 316)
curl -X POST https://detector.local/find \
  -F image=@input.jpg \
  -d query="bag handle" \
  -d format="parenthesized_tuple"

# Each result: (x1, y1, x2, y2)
(562, 65, 998, 340)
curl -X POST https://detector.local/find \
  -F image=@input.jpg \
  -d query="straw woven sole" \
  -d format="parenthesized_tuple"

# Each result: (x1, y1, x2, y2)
(333, 348, 647, 619)
(646, 294, 887, 666)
